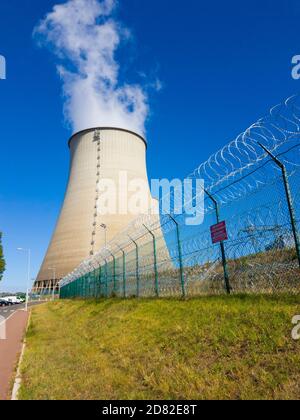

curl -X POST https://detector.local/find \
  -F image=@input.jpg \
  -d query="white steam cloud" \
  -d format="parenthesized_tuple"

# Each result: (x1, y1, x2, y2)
(34, 0, 150, 136)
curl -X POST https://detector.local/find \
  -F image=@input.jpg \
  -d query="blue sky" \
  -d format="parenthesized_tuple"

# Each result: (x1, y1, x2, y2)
(0, 0, 300, 292)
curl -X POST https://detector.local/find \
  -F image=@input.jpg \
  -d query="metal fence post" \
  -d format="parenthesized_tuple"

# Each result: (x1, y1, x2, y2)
(79, 272, 83, 297)
(168, 214, 186, 297)
(143, 225, 159, 297)
(110, 253, 116, 294)
(90, 271, 93, 297)
(129, 236, 140, 298)
(98, 265, 102, 298)
(123, 251, 126, 298)
(258, 142, 300, 268)
(88, 273, 91, 297)
(85, 273, 87, 297)
(93, 266, 97, 299)
(204, 189, 231, 294)
(118, 248, 126, 298)
(89, 263, 96, 298)
(82, 275, 85, 297)
(105, 259, 108, 297)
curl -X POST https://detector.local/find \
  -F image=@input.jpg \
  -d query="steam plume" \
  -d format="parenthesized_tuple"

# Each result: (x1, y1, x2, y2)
(34, 0, 149, 136)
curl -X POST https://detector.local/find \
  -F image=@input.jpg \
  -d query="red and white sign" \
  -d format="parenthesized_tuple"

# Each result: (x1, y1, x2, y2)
(210, 221, 228, 244)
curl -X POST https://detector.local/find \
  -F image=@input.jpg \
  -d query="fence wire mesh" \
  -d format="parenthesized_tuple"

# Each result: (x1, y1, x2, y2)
(60, 94, 300, 299)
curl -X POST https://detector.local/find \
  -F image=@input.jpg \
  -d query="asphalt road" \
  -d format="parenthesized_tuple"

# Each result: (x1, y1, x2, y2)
(0, 301, 44, 320)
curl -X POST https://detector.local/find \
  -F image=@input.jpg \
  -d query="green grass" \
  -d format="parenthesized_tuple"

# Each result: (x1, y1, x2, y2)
(19, 295, 300, 400)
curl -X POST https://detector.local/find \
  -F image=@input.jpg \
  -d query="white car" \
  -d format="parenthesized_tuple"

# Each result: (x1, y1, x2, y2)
(3, 296, 22, 305)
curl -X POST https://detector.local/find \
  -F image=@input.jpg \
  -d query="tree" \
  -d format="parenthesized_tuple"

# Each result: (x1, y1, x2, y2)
(0, 232, 6, 281)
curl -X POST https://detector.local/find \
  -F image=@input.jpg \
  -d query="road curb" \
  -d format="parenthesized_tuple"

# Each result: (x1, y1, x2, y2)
(11, 310, 32, 401)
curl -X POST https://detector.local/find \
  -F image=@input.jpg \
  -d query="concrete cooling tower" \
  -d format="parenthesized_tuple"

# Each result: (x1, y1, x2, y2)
(34, 127, 160, 293)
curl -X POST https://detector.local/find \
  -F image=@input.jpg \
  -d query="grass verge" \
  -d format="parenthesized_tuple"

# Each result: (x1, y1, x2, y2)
(19, 295, 300, 400)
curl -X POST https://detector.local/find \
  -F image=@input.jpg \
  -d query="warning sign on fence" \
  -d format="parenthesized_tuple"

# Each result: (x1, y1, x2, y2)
(210, 221, 228, 244)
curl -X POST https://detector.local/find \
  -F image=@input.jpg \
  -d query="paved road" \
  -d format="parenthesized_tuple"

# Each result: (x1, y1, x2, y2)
(0, 301, 44, 321)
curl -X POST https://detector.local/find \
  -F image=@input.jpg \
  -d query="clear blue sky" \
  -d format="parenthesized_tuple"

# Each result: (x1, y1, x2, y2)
(1, 0, 300, 292)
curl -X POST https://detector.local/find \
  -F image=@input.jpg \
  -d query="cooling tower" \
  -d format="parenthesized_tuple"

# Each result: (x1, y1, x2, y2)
(34, 127, 159, 292)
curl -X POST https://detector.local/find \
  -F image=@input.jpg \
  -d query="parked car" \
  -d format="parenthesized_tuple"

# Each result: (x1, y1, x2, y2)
(2, 296, 19, 305)
(2, 297, 13, 305)
(10, 297, 19, 304)
(0, 298, 9, 307)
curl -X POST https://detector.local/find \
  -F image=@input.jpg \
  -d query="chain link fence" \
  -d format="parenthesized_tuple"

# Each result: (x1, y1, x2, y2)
(60, 95, 300, 299)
